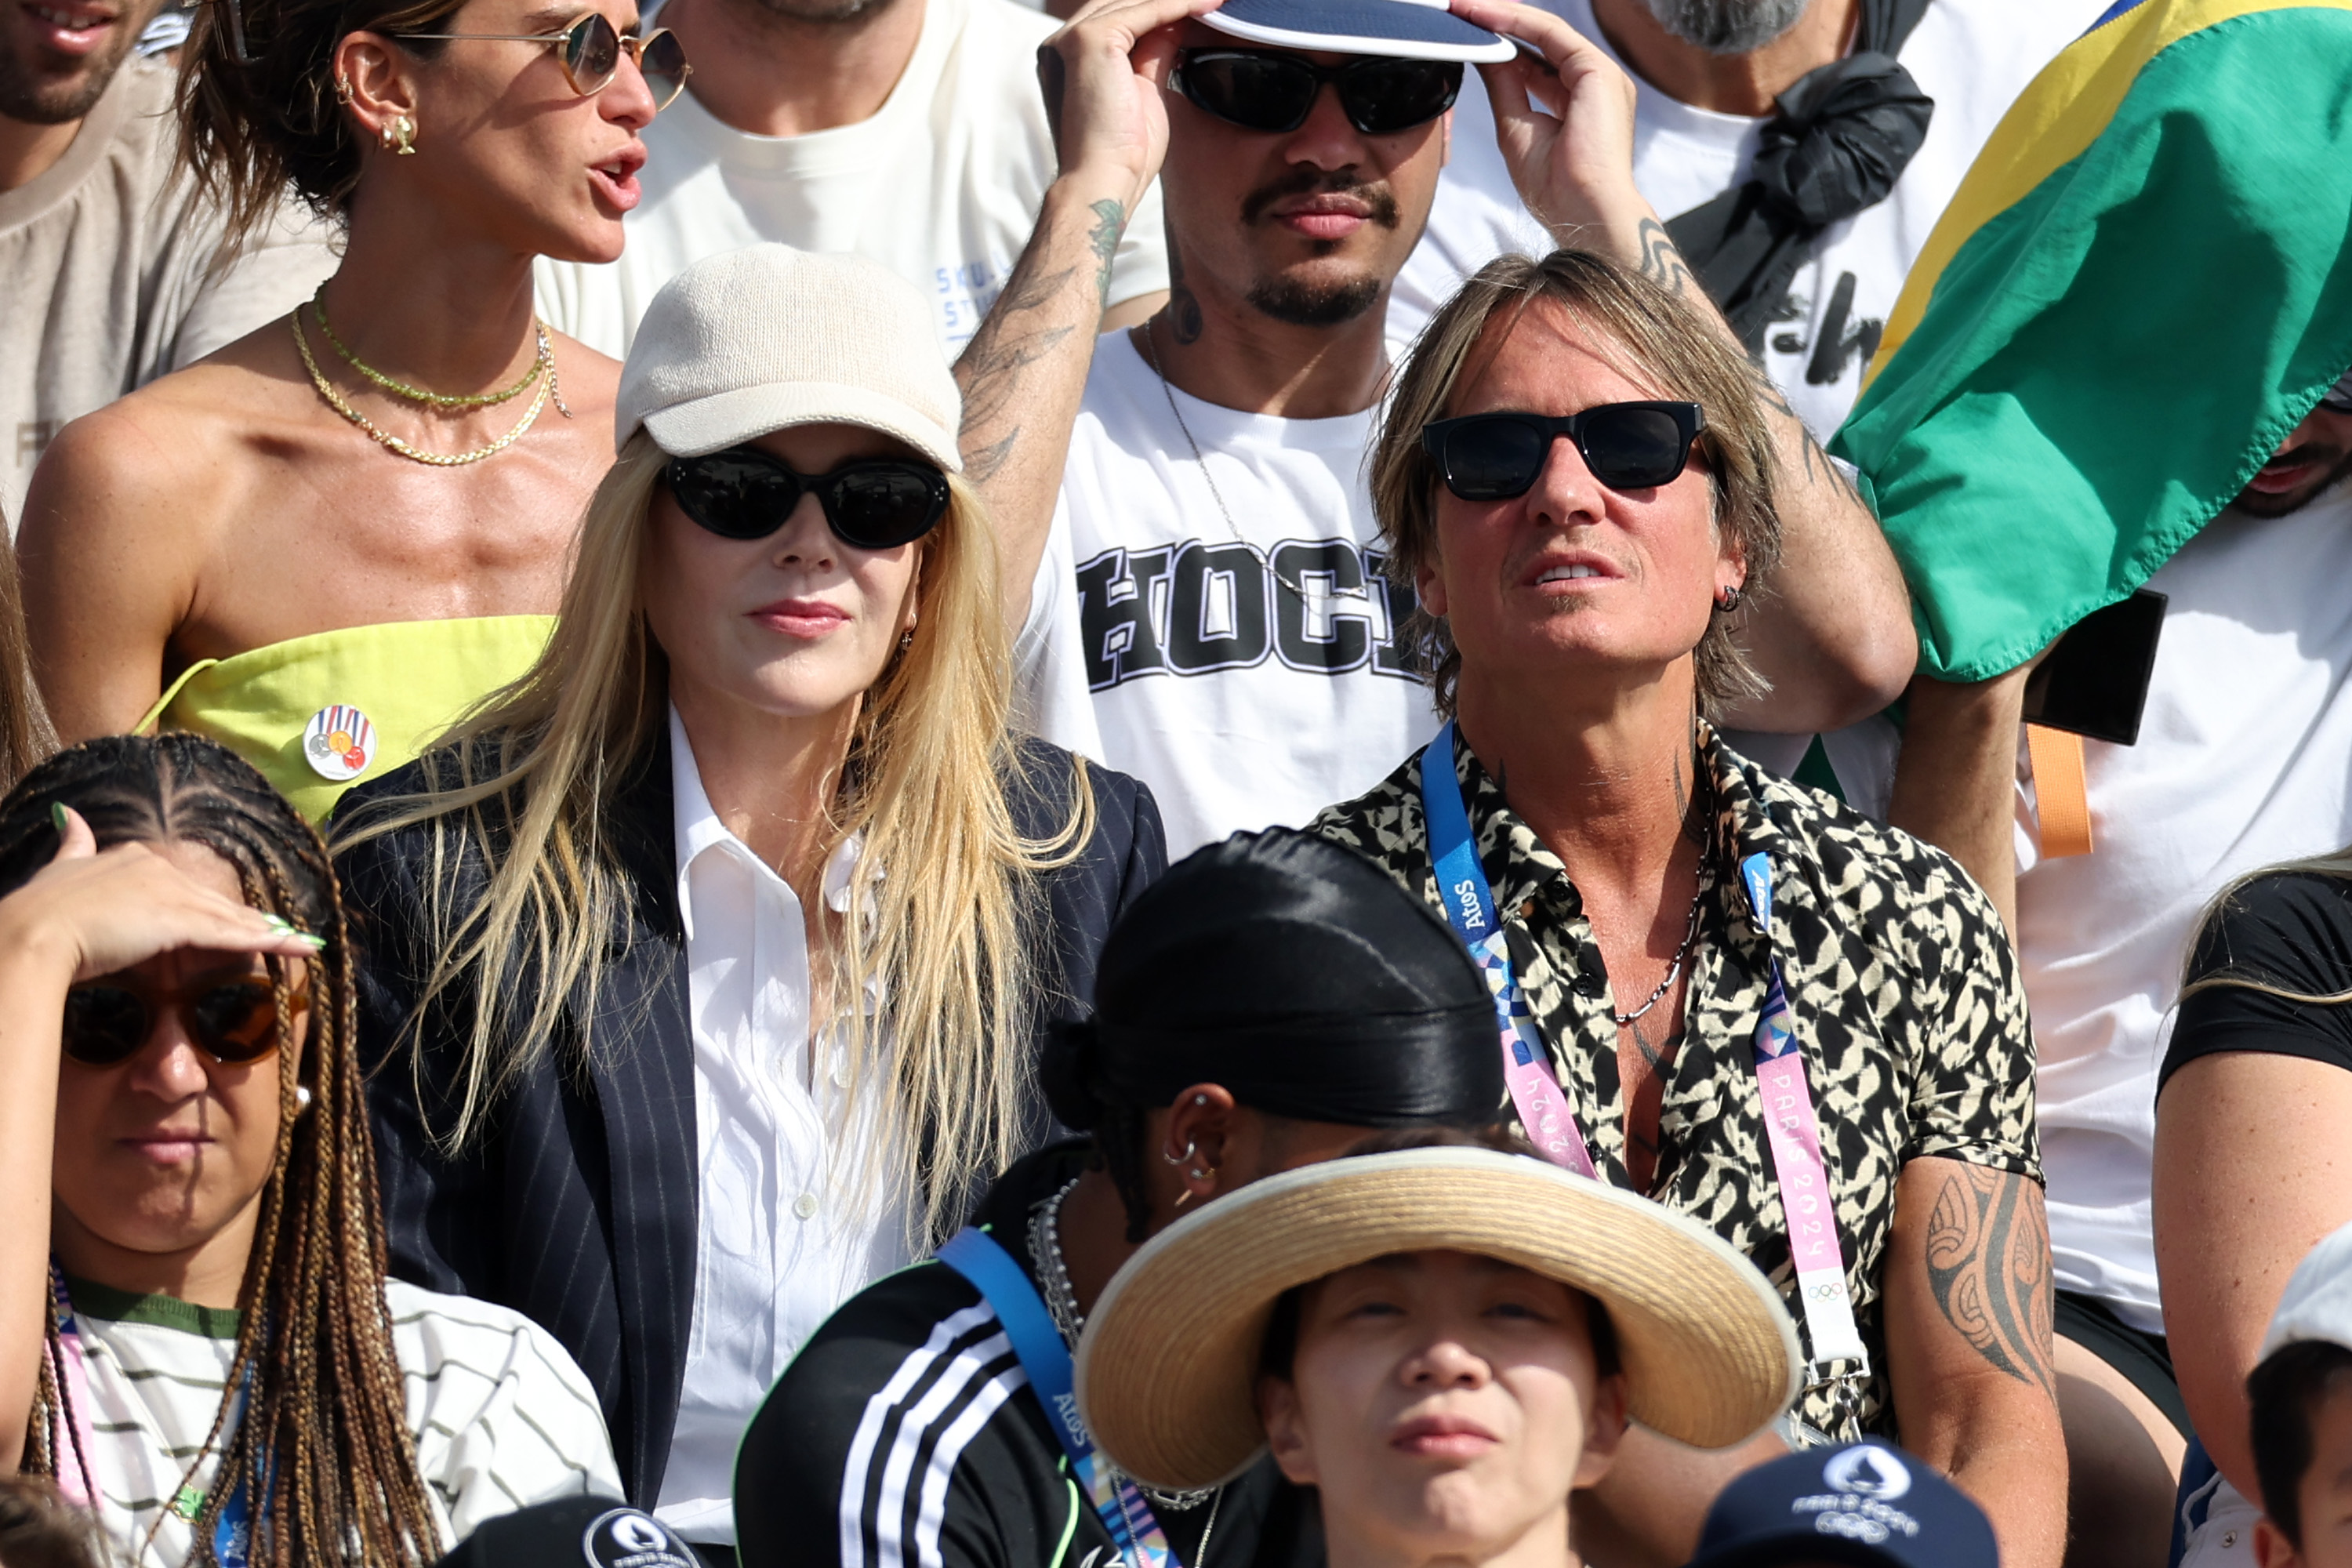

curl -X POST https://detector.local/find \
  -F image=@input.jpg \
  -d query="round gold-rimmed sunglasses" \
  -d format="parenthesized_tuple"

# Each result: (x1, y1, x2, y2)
(401, 11, 691, 111)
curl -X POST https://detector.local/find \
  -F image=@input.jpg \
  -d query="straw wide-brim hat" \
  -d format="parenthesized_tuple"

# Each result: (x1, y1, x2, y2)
(1074, 1148, 1801, 1493)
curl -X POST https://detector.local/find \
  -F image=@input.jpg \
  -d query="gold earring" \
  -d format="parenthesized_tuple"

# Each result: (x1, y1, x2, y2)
(334, 74, 353, 104)
(381, 113, 416, 154)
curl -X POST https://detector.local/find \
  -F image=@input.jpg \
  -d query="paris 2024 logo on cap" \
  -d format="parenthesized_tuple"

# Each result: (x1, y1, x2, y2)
(582, 1508, 699, 1568)
(1795, 1443, 1922, 1544)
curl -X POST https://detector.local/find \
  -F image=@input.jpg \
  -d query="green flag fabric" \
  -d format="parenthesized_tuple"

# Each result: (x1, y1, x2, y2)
(1829, 0, 2352, 683)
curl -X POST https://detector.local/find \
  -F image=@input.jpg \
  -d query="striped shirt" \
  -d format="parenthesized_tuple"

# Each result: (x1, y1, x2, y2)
(56, 1276, 623, 1564)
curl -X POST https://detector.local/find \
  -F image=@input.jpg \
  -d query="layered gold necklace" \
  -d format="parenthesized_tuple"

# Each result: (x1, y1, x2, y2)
(292, 286, 569, 467)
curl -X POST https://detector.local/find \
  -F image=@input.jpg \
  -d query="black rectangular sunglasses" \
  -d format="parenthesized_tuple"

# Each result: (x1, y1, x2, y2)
(665, 448, 951, 552)
(1422, 403, 1707, 499)
(1168, 49, 1464, 136)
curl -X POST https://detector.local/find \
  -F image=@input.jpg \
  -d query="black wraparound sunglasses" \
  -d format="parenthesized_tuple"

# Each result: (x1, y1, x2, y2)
(1168, 49, 1463, 136)
(402, 12, 691, 111)
(1422, 403, 1707, 499)
(63, 976, 302, 1068)
(665, 448, 951, 551)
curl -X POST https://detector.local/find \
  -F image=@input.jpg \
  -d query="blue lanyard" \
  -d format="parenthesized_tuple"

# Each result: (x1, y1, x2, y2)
(935, 1228, 1167, 1564)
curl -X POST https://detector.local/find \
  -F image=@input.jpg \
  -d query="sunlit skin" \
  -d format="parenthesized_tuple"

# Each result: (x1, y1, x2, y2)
(639, 422, 925, 735)
(49, 842, 310, 1311)
(2256, 1378, 2352, 1568)
(2234, 405, 2352, 520)
(1152, 20, 1446, 361)
(1259, 1250, 1628, 1568)
(1414, 298, 1743, 718)
(336, 0, 659, 268)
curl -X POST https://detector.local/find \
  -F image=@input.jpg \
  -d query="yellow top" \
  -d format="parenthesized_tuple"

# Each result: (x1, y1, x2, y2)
(139, 616, 557, 823)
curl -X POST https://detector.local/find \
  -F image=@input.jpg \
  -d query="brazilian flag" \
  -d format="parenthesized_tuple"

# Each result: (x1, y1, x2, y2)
(1829, 0, 2352, 682)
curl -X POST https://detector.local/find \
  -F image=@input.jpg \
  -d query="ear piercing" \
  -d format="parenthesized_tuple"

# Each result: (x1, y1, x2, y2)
(380, 113, 417, 154)
(1713, 583, 1744, 614)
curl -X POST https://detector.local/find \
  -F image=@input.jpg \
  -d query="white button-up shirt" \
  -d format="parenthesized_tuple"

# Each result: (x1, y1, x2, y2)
(654, 708, 913, 1545)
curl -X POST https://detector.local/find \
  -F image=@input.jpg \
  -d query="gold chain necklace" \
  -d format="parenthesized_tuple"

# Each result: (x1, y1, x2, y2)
(292, 309, 567, 468)
(310, 285, 543, 408)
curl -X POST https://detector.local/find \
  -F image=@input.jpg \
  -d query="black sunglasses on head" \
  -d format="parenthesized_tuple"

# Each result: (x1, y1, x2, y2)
(63, 977, 296, 1069)
(1422, 403, 1707, 499)
(665, 448, 951, 551)
(1168, 49, 1463, 136)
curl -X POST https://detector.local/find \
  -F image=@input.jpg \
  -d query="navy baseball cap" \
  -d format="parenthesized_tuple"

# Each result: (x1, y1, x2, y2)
(1683, 1443, 1997, 1568)
(1200, 0, 1515, 62)
(430, 1497, 707, 1568)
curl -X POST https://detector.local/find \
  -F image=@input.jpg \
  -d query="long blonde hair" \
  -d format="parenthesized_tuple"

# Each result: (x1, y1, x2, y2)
(2179, 848, 2352, 1008)
(334, 432, 1092, 1238)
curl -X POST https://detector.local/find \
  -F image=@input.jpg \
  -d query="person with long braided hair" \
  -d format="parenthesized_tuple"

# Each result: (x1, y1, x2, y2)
(0, 733, 621, 1568)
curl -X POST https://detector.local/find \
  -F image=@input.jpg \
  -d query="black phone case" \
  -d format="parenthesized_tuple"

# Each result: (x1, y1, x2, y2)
(2021, 588, 2169, 746)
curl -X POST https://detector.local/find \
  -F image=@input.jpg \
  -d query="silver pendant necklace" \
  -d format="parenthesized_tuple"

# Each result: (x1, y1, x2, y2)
(1610, 886, 1707, 1026)
(1028, 1174, 1222, 1519)
(1135, 322, 1309, 604)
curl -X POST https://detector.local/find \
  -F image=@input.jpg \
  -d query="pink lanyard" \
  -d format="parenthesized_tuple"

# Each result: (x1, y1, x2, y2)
(1421, 728, 1870, 1425)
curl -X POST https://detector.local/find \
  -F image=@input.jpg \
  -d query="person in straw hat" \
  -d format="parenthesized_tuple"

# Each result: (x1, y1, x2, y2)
(1078, 1142, 1800, 1568)
(733, 829, 1510, 1568)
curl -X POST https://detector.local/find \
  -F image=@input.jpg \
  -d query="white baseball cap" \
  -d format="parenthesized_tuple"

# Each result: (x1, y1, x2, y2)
(614, 244, 963, 472)
(2262, 1219, 2352, 1359)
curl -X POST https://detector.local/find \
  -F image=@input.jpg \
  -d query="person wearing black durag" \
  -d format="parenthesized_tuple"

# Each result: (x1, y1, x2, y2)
(731, 829, 1510, 1568)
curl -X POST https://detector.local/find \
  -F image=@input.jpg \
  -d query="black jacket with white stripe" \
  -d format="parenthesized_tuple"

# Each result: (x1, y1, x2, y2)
(736, 1142, 1323, 1568)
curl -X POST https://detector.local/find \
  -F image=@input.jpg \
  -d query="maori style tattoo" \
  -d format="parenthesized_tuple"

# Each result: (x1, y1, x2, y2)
(1088, 199, 1125, 308)
(953, 261, 1077, 482)
(1924, 1166, 2056, 1398)
(1166, 231, 1204, 345)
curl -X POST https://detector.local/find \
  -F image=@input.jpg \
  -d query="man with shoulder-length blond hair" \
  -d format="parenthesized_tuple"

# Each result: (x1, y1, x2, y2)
(1312, 246, 2064, 1568)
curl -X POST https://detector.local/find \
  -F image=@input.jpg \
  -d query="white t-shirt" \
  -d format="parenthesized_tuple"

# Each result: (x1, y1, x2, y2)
(1391, 0, 2105, 441)
(2016, 484, 2352, 1331)
(55, 1275, 621, 1566)
(658, 709, 913, 1544)
(1018, 333, 1440, 856)
(535, 0, 1168, 360)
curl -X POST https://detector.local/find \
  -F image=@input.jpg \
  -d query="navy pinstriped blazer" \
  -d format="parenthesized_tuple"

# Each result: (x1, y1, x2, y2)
(333, 738, 1165, 1508)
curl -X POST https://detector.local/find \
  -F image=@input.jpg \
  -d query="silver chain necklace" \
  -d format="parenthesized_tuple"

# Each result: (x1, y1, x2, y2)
(1611, 885, 1707, 1026)
(1135, 323, 1309, 603)
(1028, 1174, 1224, 1523)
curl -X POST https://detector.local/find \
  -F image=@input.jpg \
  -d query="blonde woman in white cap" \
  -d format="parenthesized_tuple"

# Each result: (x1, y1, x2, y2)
(328, 244, 1167, 1556)
(1076, 1142, 1800, 1568)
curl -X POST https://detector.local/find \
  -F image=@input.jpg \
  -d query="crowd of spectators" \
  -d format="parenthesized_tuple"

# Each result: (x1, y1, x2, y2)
(2, 0, 2350, 1562)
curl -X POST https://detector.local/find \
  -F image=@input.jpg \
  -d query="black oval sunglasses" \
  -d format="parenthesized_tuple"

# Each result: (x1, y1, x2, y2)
(665, 448, 951, 552)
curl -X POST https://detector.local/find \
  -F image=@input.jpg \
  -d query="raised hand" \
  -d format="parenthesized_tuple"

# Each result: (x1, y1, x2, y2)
(0, 807, 321, 985)
(1040, 0, 1225, 220)
(1450, 0, 1657, 263)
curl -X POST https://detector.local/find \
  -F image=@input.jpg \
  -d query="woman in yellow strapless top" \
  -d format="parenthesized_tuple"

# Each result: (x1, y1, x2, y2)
(16, 0, 692, 818)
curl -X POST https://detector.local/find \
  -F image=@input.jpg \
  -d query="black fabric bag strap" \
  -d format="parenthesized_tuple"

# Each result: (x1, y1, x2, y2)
(1663, 0, 1936, 353)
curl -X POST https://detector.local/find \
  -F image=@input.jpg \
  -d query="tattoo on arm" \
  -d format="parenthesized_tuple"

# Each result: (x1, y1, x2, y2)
(953, 262, 1079, 481)
(1635, 218, 1697, 300)
(1088, 198, 1126, 308)
(1923, 1166, 2056, 1399)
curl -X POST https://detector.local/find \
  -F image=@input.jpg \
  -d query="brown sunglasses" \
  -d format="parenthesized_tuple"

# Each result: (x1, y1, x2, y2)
(401, 12, 691, 111)
(62, 967, 311, 1069)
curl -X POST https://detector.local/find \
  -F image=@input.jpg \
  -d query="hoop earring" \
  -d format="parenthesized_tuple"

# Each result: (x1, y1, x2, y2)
(1161, 1140, 1196, 1167)
(381, 113, 416, 155)
(1713, 583, 1744, 614)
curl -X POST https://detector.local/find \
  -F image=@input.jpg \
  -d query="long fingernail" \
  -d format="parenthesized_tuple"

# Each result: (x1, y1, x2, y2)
(50, 803, 67, 834)
(302, 933, 327, 950)
(264, 914, 296, 932)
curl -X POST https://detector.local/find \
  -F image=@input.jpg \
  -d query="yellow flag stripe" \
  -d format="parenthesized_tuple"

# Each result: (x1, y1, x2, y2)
(1861, 0, 2352, 390)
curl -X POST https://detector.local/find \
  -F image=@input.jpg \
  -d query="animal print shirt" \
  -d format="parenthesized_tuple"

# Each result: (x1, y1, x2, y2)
(1310, 725, 2040, 1438)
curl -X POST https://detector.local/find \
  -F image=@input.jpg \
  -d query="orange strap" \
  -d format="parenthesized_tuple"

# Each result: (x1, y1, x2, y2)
(2026, 724, 2094, 859)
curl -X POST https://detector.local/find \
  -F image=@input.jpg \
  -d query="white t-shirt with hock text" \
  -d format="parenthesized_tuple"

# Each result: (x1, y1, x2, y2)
(1018, 333, 1441, 857)
(1391, 0, 2105, 443)
(535, 0, 1169, 361)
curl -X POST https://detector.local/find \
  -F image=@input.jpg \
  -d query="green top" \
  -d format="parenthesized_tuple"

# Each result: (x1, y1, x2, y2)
(62, 1274, 241, 1339)
(140, 616, 556, 822)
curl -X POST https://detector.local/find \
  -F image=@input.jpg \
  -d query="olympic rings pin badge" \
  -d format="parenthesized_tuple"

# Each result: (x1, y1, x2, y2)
(301, 704, 377, 782)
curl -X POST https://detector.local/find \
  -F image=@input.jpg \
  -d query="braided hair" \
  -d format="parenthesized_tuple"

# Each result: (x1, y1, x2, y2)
(1, 735, 439, 1568)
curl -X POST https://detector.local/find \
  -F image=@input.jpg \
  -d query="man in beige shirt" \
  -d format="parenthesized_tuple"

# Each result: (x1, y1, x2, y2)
(0, 0, 333, 525)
